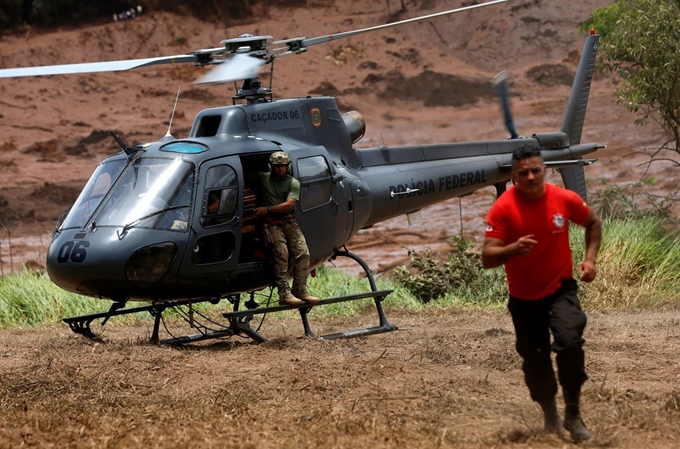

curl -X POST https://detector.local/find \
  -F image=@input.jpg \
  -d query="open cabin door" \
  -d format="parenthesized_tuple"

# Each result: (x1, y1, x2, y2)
(179, 156, 244, 277)
(291, 147, 348, 266)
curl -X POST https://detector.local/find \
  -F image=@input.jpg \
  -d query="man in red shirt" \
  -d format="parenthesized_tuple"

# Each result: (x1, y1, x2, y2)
(482, 146, 602, 442)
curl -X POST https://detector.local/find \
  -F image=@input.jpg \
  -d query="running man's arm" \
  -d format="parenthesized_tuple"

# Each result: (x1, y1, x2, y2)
(481, 234, 537, 268)
(577, 209, 602, 282)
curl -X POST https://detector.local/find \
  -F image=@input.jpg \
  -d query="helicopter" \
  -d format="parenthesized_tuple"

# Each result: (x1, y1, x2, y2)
(0, 0, 604, 344)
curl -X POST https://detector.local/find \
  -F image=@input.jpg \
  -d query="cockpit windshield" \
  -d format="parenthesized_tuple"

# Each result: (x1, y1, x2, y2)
(59, 157, 127, 230)
(91, 158, 195, 231)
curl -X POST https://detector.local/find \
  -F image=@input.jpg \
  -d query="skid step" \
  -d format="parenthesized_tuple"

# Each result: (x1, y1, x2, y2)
(223, 289, 397, 343)
(224, 290, 392, 317)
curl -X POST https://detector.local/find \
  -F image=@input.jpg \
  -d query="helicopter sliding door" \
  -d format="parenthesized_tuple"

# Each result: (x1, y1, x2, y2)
(178, 156, 244, 279)
(291, 147, 346, 267)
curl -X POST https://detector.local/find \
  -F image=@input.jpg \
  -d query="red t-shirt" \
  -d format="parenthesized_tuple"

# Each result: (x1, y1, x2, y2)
(485, 183, 590, 300)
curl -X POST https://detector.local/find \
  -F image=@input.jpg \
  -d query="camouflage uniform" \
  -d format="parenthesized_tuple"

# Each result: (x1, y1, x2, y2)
(250, 163, 315, 300)
(263, 215, 311, 298)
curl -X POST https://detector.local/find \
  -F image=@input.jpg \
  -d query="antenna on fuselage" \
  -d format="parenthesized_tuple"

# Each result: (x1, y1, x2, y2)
(164, 86, 181, 140)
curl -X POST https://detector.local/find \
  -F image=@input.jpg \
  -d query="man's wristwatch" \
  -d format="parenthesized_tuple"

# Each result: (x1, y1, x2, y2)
(267, 206, 272, 214)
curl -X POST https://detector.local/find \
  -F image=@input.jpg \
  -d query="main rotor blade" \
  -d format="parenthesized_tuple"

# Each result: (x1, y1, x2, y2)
(193, 53, 265, 85)
(299, 0, 508, 48)
(0, 54, 198, 79)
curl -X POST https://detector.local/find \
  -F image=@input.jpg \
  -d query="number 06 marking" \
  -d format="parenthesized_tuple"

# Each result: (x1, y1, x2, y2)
(57, 241, 90, 263)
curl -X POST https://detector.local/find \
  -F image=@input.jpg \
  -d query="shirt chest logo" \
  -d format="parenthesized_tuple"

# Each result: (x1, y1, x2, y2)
(552, 213, 565, 232)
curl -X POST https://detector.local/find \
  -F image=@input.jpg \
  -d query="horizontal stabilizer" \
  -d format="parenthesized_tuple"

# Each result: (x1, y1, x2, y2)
(499, 159, 597, 201)
(500, 158, 597, 172)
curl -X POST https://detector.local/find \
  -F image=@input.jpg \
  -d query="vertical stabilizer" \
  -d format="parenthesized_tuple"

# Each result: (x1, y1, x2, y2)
(559, 33, 599, 201)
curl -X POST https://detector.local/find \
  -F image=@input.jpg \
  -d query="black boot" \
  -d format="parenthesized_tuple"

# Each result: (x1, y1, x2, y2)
(563, 390, 592, 441)
(539, 399, 562, 433)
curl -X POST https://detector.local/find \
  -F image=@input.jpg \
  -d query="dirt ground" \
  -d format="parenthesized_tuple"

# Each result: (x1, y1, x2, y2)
(0, 309, 679, 448)
(1, 0, 680, 447)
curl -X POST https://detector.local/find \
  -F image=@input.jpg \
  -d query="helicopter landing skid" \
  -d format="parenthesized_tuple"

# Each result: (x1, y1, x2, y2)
(62, 298, 227, 344)
(63, 250, 398, 344)
(222, 249, 398, 343)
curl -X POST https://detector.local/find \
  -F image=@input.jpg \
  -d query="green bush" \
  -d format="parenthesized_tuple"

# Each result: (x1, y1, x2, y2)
(393, 236, 507, 304)
(589, 183, 677, 223)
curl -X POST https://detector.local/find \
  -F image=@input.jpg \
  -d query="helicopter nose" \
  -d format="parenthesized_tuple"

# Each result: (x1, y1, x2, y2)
(46, 231, 178, 299)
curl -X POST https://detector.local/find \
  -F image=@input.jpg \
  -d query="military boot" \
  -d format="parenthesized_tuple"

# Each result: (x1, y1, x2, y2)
(539, 399, 562, 434)
(564, 390, 592, 441)
(292, 278, 320, 305)
(564, 415, 591, 442)
(278, 285, 304, 306)
(279, 292, 304, 306)
(292, 287, 320, 305)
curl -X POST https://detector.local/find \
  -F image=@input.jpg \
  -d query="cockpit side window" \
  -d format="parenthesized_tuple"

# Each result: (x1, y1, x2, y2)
(201, 165, 238, 227)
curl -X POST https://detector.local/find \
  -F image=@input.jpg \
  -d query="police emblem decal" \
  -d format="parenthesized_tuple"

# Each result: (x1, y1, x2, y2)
(552, 214, 565, 229)
(311, 107, 322, 127)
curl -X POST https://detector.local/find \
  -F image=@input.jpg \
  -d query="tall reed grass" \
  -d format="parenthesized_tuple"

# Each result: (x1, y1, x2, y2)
(0, 271, 108, 327)
(573, 217, 680, 310)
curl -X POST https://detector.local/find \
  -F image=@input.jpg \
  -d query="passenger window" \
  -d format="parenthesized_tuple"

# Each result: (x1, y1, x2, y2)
(202, 165, 238, 227)
(192, 232, 235, 265)
(297, 156, 331, 211)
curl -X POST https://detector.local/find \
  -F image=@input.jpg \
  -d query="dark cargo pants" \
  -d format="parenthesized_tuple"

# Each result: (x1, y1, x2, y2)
(507, 278, 588, 404)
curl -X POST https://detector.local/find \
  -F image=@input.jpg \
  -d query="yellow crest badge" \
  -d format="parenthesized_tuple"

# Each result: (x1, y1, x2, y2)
(311, 107, 322, 127)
